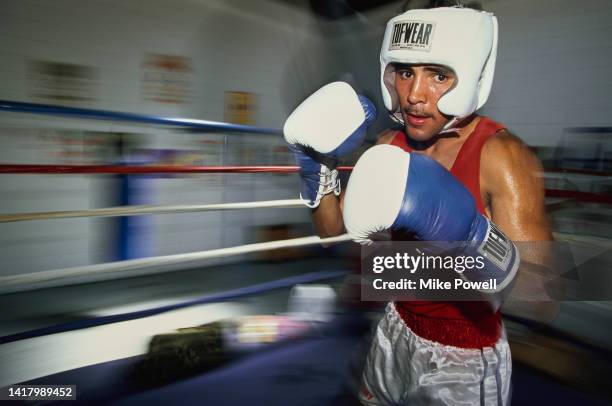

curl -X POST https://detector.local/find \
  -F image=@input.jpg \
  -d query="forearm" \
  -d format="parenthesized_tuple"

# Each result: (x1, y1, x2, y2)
(483, 135, 559, 320)
(312, 193, 345, 237)
(491, 193, 558, 321)
(502, 240, 560, 323)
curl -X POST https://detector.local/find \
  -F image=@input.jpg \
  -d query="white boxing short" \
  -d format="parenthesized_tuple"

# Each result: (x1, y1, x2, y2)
(359, 303, 511, 405)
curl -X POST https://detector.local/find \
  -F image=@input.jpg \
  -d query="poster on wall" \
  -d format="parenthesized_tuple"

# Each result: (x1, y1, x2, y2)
(27, 60, 97, 102)
(224, 91, 257, 125)
(141, 53, 192, 104)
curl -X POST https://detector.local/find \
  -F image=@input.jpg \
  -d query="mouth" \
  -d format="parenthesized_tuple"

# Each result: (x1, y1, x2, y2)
(405, 113, 431, 126)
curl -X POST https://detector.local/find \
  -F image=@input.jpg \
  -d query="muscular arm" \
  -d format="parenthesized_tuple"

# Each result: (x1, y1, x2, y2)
(312, 130, 396, 238)
(482, 131, 551, 241)
(481, 131, 558, 321)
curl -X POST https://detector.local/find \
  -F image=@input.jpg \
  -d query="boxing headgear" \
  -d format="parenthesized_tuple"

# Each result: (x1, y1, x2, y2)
(380, 7, 498, 130)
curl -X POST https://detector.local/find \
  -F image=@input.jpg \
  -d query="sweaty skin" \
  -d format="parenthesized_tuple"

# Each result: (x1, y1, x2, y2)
(313, 64, 557, 320)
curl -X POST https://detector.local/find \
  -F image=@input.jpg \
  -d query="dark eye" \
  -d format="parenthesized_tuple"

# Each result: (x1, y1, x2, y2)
(398, 70, 412, 79)
(435, 73, 447, 82)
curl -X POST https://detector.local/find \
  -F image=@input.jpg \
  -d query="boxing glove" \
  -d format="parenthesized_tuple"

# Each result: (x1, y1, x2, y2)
(283, 81, 376, 208)
(343, 144, 519, 292)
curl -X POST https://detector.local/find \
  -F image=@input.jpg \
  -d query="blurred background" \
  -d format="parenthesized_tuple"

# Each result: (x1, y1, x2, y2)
(0, 0, 611, 404)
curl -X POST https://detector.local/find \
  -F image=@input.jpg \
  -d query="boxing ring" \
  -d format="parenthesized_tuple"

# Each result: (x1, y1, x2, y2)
(1, 100, 612, 404)
(0, 102, 378, 404)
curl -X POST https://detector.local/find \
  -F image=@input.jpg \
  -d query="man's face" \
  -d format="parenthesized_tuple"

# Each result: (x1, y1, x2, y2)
(393, 64, 456, 141)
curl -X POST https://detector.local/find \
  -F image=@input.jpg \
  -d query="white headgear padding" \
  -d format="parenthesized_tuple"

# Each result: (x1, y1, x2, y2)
(380, 7, 498, 128)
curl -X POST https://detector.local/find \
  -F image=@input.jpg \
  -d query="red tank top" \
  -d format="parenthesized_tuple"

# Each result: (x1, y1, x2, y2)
(391, 116, 506, 349)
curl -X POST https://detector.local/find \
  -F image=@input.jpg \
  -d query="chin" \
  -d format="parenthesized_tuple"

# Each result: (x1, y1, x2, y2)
(404, 125, 439, 142)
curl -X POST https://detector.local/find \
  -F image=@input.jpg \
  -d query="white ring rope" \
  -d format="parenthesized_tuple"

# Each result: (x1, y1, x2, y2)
(0, 234, 352, 294)
(0, 199, 305, 223)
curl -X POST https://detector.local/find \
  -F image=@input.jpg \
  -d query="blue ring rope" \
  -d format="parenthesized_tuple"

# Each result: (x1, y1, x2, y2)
(0, 270, 347, 345)
(0, 100, 282, 135)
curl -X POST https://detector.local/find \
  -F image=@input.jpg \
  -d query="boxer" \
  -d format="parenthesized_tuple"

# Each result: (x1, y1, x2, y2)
(284, 3, 552, 404)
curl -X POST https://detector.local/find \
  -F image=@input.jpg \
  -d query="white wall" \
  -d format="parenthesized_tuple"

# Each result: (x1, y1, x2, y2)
(0, 0, 337, 124)
(0, 0, 334, 278)
(480, 0, 612, 147)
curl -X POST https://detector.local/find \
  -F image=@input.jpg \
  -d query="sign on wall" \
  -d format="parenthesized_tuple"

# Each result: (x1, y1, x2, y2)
(27, 60, 97, 102)
(141, 54, 192, 104)
(224, 91, 257, 125)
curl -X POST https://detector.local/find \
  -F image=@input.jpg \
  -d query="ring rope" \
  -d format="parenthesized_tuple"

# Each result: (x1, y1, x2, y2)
(0, 269, 348, 345)
(2, 164, 604, 176)
(0, 234, 352, 294)
(0, 99, 282, 135)
(0, 164, 354, 174)
(0, 199, 306, 223)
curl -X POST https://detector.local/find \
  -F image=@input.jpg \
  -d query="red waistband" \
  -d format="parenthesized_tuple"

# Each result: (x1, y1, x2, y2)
(394, 302, 501, 349)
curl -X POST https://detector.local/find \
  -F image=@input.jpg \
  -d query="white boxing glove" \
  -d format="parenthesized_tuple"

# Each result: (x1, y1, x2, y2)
(283, 82, 376, 208)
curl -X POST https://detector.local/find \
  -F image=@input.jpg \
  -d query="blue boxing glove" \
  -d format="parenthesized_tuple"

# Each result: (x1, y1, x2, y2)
(283, 82, 376, 208)
(343, 144, 519, 293)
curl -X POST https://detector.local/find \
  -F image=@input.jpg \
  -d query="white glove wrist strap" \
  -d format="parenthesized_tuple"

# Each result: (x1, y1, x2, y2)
(302, 164, 341, 208)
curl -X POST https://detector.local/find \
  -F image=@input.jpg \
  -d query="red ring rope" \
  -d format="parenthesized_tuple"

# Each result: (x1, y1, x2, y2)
(0, 164, 354, 174)
(0, 164, 609, 204)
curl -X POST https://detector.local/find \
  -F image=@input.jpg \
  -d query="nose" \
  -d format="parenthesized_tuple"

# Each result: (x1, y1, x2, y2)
(407, 74, 426, 105)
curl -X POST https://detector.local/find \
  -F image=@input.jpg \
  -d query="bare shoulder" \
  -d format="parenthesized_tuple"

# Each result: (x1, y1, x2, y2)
(482, 130, 531, 158)
(375, 129, 398, 145)
(481, 130, 543, 179)
(480, 129, 547, 219)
